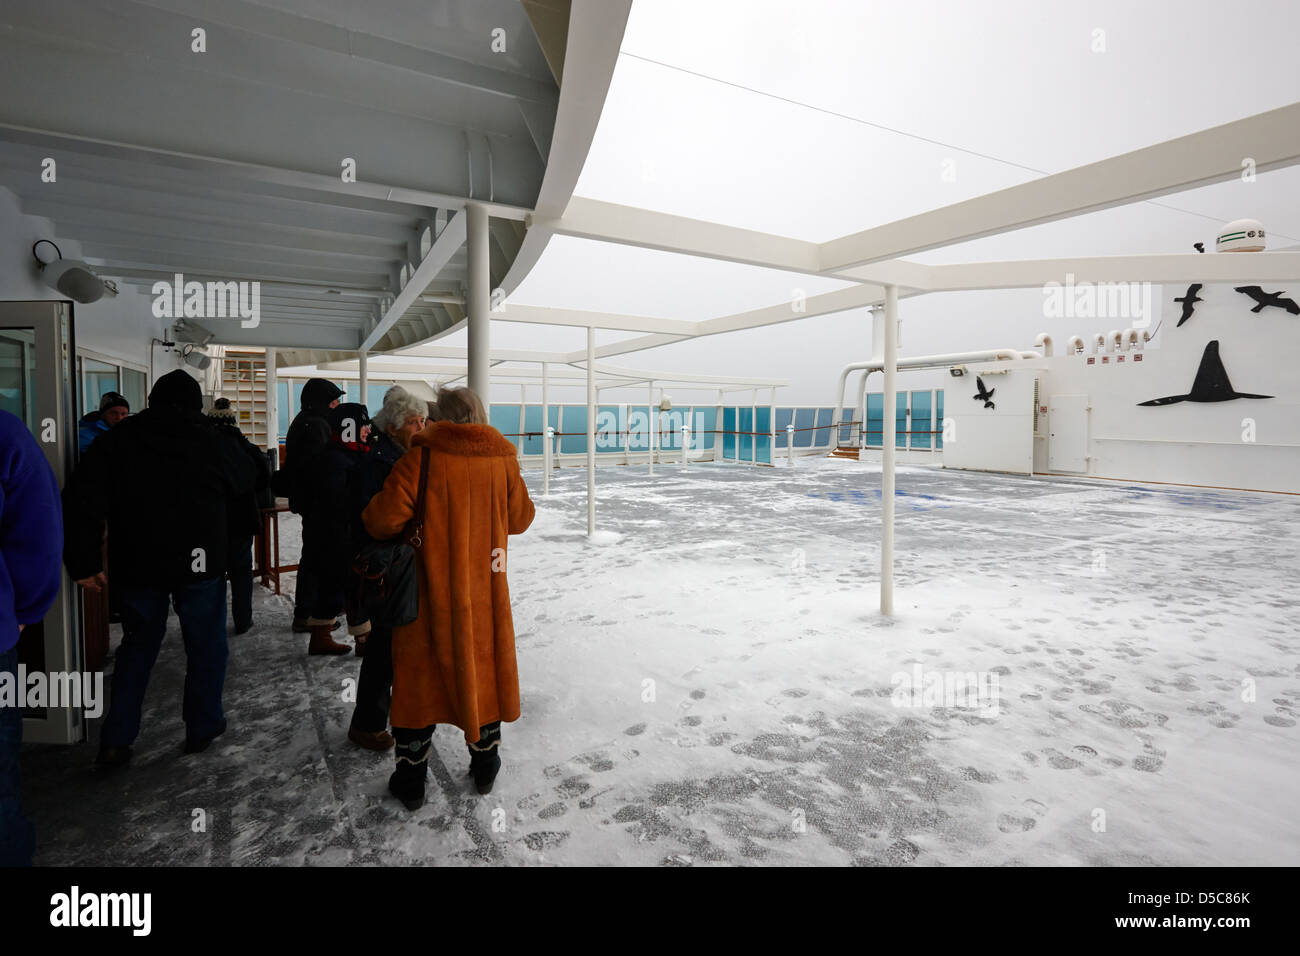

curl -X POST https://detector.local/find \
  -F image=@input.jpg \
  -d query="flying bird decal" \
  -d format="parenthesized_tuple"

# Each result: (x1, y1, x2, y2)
(1234, 286, 1300, 315)
(973, 376, 995, 410)
(1174, 283, 1203, 327)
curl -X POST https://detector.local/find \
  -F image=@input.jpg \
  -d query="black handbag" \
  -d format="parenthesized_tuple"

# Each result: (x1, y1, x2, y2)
(349, 446, 429, 628)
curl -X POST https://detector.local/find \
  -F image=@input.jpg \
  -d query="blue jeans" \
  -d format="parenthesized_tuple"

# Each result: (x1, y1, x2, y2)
(0, 647, 34, 866)
(100, 577, 228, 748)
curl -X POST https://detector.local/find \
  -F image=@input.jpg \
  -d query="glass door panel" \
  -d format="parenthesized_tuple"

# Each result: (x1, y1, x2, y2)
(0, 302, 81, 743)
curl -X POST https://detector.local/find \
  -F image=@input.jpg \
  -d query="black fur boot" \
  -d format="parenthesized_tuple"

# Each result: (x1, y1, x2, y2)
(467, 722, 502, 795)
(389, 725, 434, 811)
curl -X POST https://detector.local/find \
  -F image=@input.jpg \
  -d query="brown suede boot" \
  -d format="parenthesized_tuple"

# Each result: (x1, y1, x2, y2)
(348, 726, 395, 751)
(307, 623, 351, 655)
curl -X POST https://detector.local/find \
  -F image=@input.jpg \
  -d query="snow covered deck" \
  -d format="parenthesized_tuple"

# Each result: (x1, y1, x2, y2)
(24, 459, 1300, 866)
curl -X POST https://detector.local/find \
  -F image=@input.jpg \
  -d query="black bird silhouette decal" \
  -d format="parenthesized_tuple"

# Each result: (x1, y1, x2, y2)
(1137, 340, 1272, 406)
(1193, 242, 1205, 253)
(1234, 286, 1300, 315)
(1175, 283, 1203, 327)
(973, 376, 995, 409)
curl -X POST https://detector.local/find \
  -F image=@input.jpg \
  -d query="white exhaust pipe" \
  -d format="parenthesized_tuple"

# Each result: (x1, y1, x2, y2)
(831, 349, 1029, 444)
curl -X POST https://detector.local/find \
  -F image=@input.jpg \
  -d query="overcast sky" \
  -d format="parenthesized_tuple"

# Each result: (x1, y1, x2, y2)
(480, 0, 1300, 405)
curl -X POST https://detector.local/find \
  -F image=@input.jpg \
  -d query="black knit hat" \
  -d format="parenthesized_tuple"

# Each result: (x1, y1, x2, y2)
(99, 391, 129, 414)
(148, 370, 203, 413)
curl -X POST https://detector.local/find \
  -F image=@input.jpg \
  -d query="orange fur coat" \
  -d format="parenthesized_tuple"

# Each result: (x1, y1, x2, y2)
(362, 421, 535, 740)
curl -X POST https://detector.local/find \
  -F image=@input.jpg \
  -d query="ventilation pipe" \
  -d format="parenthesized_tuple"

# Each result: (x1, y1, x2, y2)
(1093, 333, 1107, 354)
(1106, 329, 1122, 353)
(1035, 333, 1054, 357)
(833, 349, 1029, 440)
(1066, 335, 1085, 355)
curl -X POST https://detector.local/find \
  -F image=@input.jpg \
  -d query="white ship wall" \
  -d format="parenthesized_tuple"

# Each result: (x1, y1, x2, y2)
(943, 280, 1299, 494)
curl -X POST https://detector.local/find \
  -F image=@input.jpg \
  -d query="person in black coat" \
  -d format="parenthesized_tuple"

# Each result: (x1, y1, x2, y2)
(63, 370, 258, 770)
(346, 387, 426, 751)
(298, 402, 370, 655)
(208, 398, 271, 635)
(275, 378, 342, 634)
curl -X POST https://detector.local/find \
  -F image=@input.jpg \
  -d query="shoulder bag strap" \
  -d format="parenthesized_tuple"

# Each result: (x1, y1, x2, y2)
(404, 446, 430, 548)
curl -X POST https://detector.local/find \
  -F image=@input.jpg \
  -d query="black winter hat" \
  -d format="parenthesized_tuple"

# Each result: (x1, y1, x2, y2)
(149, 370, 203, 413)
(328, 402, 371, 437)
(300, 378, 344, 410)
(99, 391, 129, 414)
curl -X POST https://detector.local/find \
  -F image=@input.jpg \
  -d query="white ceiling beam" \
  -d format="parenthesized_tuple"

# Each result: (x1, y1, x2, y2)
(570, 282, 891, 362)
(362, 213, 467, 352)
(562, 333, 694, 363)
(547, 196, 822, 274)
(819, 102, 1300, 272)
(585, 362, 788, 388)
(925, 251, 1300, 291)
(540, 196, 933, 288)
(491, 303, 699, 335)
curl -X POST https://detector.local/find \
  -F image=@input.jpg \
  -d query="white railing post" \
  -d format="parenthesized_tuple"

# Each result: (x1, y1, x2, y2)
(543, 425, 553, 497)
(647, 379, 655, 476)
(586, 327, 596, 536)
(787, 423, 795, 468)
(681, 423, 690, 472)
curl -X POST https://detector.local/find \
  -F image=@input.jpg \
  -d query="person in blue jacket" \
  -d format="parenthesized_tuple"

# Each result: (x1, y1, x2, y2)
(0, 409, 64, 866)
(77, 391, 130, 453)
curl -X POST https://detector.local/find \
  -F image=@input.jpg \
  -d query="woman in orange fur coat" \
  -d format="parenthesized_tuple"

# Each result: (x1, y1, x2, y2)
(362, 387, 535, 810)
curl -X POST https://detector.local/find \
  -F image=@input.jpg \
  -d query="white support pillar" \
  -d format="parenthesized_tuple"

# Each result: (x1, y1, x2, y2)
(541, 361, 551, 494)
(865, 306, 886, 448)
(681, 423, 690, 472)
(769, 387, 776, 466)
(265, 348, 279, 452)
(787, 424, 795, 468)
(881, 285, 898, 617)
(716, 389, 724, 463)
(648, 379, 655, 475)
(357, 350, 368, 407)
(518, 384, 526, 458)
(586, 327, 596, 536)
(543, 426, 553, 496)
(466, 201, 490, 411)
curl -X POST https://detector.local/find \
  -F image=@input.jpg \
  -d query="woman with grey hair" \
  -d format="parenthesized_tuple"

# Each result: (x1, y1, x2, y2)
(345, 386, 427, 751)
(371, 386, 428, 443)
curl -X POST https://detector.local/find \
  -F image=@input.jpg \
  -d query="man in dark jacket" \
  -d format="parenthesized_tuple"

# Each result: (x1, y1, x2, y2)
(77, 391, 129, 453)
(63, 370, 257, 770)
(277, 378, 343, 634)
(208, 398, 271, 634)
(1, 409, 63, 866)
(298, 402, 370, 656)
